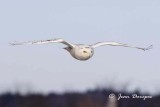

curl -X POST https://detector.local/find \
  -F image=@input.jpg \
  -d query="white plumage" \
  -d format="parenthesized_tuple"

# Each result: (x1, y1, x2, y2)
(11, 38, 152, 61)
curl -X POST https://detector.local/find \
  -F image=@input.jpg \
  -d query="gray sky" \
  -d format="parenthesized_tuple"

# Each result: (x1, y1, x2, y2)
(0, 0, 160, 95)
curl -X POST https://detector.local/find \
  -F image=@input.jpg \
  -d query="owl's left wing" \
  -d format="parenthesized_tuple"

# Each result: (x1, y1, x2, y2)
(91, 41, 152, 51)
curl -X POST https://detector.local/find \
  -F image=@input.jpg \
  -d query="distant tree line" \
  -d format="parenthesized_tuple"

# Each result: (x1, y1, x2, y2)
(0, 89, 159, 107)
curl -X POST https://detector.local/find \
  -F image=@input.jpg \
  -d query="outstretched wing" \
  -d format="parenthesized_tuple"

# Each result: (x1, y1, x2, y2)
(91, 41, 153, 51)
(10, 38, 75, 48)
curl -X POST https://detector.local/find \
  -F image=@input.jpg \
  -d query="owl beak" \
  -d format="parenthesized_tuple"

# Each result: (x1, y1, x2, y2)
(83, 50, 87, 53)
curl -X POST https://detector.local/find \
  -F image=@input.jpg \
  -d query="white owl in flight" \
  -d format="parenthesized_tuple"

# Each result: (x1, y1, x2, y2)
(11, 38, 152, 61)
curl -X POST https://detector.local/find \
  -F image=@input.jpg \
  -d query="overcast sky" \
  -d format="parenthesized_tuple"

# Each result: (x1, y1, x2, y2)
(0, 0, 160, 95)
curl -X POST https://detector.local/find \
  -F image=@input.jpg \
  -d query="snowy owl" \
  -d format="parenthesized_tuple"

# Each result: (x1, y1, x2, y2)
(11, 38, 152, 61)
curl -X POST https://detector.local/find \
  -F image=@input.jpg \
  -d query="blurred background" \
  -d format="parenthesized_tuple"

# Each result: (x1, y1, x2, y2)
(0, 0, 160, 106)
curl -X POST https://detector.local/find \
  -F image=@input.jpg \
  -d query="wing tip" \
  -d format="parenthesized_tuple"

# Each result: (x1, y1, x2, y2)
(143, 45, 153, 51)
(9, 41, 24, 46)
(9, 42, 17, 46)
